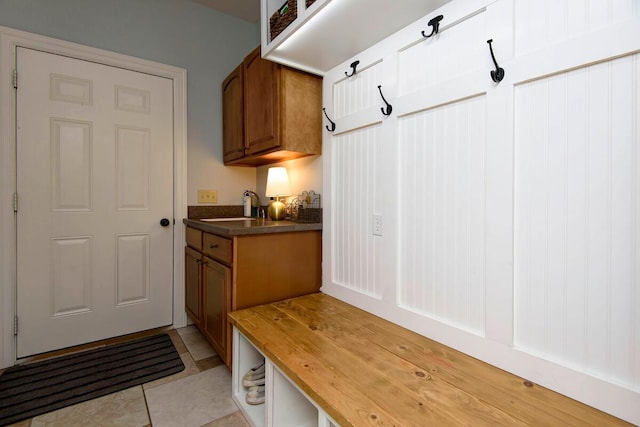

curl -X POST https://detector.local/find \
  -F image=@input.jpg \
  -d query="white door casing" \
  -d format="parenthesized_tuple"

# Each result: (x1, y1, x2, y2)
(16, 47, 174, 357)
(0, 26, 188, 366)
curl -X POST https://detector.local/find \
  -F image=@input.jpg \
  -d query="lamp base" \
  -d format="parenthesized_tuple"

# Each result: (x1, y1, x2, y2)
(268, 200, 286, 220)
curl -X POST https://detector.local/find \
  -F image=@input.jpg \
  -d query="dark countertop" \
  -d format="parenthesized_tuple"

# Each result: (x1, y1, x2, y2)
(183, 218, 322, 237)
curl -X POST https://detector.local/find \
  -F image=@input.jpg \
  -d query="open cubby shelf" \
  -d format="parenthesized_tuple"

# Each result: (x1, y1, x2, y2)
(232, 327, 338, 427)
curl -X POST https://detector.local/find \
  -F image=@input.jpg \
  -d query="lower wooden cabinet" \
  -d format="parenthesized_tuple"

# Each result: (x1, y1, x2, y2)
(184, 247, 202, 327)
(201, 257, 230, 360)
(184, 226, 321, 368)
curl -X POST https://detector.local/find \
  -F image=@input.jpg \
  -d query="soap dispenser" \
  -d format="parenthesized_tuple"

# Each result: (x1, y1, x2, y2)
(243, 191, 252, 217)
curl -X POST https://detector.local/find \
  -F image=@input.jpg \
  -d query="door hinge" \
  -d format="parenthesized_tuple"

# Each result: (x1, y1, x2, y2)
(12, 69, 17, 89)
(13, 315, 18, 335)
(13, 192, 18, 212)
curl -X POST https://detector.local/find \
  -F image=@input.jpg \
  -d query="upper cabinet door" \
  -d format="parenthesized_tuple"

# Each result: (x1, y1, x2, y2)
(222, 46, 322, 167)
(243, 46, 281, 156)
(222, 64, 245, 163)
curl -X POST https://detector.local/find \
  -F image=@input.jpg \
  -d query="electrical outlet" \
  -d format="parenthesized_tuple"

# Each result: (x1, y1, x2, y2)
(373, 214, 383, 236)
(197, 190, 218, 204)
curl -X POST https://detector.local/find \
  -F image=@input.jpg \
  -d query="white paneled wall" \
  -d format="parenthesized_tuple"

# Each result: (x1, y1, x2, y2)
(398, 9, 487, 96)
(514, 53, 640, 390)
(331, 125, 383, 298)
(332, 61, 383, 119)
(515, 0, 640, 56)
(398, 95, 486, 336)
(323, 0, 640, 422)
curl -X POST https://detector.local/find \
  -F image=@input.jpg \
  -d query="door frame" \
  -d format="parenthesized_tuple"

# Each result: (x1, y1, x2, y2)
(0, 25, 188, 368)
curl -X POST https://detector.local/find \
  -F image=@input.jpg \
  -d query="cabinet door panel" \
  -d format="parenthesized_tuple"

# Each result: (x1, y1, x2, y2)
(244, 46, 280, 155)
(185, 247, 202, 326)
(202, 256, 230, 361)
(222, 64, 245, 163)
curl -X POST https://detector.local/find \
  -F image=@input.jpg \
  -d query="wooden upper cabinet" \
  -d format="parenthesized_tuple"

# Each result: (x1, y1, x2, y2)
(223, 45, 322, 167)
(243, 46, 280, 156)
(222, 64, 245, 163)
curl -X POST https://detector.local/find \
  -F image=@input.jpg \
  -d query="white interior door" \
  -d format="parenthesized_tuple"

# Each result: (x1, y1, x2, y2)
(16, 47, 174, 358)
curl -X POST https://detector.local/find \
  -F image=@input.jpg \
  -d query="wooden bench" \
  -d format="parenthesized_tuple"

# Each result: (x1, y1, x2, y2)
(228, 292, 630, 426)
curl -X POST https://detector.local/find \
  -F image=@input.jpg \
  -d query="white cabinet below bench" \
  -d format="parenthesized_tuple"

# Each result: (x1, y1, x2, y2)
(232, 327, 339, 427)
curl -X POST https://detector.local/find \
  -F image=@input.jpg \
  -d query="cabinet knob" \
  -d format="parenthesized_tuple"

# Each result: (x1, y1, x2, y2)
(210, 243, 219, 249)
(237, 148, 244, 153)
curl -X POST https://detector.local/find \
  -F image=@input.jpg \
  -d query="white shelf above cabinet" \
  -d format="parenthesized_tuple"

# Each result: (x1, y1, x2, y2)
(261, 0, 451, 75)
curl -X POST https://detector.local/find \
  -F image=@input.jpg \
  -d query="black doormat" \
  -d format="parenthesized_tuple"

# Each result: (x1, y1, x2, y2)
(0, 333, 184, 426)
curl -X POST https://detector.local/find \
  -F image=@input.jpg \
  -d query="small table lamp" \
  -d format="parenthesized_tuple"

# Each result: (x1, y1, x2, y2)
(265, 167, 290, 220)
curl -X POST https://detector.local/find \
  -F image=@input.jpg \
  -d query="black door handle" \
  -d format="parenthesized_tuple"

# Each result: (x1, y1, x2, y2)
(160, 218, 171, 227)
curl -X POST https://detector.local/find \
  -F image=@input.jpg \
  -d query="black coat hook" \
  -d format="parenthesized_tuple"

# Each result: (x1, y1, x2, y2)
(422, 15, 443, 38)
(345, 60, 360, 77)
(322, 108, 336, 132)
(487, 39, 505, 83)
(377, 85, 392, 116)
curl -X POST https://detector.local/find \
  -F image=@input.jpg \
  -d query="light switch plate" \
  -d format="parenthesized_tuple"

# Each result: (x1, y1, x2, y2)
(198, 190, 218, 204)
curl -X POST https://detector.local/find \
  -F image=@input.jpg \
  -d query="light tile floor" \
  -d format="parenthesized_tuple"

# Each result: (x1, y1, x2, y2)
(7, 327, 251, 427)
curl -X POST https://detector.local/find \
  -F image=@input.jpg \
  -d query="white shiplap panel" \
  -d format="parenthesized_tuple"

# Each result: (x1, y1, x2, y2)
(515, 0, 640, 57)
(397, 9, 486, 97)
(332, 61, 383, 119)
(331, 124, 382, 298)
(398, 95, 486, 336)
(514, 53, 640, 389)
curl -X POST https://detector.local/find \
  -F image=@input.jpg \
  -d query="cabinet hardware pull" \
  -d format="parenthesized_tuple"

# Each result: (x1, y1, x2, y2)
(422, 14, 443, 38)
(210, 243, 219, 249)
(344, 60, 360, 77)
(487, 39, 505, 83)
(322, 108, 336, 132)
(377, 85, 393, 116)
(237, 148, 244, 152)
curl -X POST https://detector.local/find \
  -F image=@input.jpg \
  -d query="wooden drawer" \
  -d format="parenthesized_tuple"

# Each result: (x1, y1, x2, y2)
(186, 227, 203, 251)
(203, 233, 232, 265)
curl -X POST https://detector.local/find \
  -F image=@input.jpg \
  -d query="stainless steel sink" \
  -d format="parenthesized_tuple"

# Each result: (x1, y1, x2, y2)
(200, 217, 256, 222)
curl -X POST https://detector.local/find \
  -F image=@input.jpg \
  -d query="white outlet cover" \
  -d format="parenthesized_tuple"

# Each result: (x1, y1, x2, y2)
(373, 214, 383, 236)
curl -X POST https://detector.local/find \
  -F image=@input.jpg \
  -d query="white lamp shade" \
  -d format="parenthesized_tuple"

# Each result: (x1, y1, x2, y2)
(265, 167, 290, 197)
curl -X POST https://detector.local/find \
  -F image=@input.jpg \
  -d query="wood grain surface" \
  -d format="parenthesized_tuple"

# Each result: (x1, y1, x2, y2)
(229, 293, 631, 427)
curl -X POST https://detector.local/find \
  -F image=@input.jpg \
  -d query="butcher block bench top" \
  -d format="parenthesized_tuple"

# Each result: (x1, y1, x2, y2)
(227, 293, 629, 426)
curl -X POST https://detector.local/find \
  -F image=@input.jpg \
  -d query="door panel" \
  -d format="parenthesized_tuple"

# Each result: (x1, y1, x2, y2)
(16, 47, 174, 358)
(51, 236, 93, 316)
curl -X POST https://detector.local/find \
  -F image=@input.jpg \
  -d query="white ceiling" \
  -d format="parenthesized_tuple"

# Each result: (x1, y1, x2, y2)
(192, 0, 260, 23)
